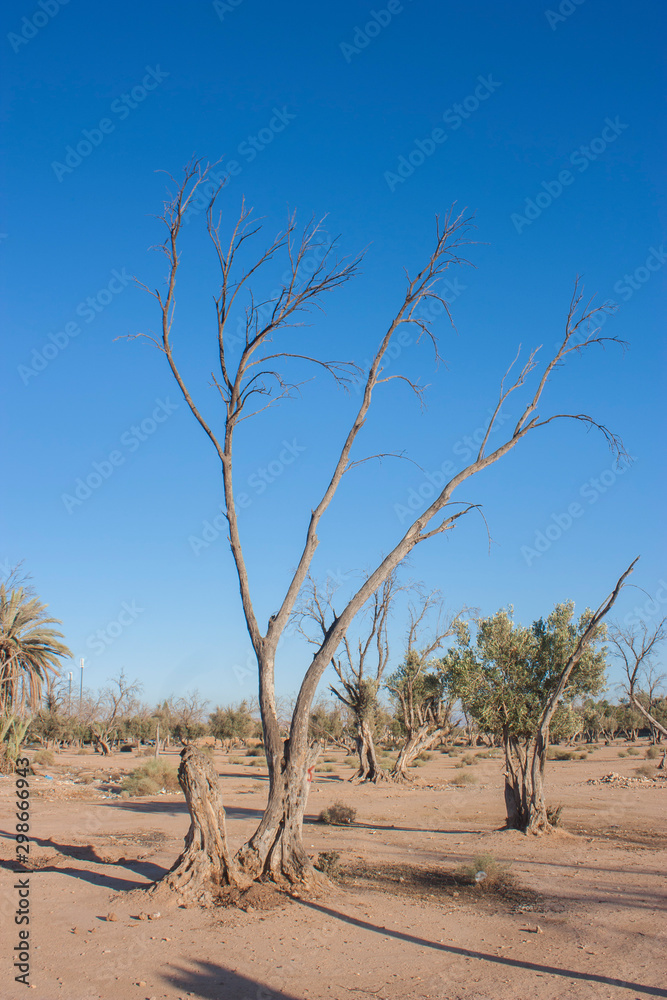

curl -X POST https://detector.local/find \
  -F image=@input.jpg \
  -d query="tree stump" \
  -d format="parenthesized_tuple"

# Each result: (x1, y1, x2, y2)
(155, 745, 245, 899)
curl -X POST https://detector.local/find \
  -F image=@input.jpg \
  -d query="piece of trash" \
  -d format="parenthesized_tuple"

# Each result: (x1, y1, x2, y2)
(44, 774, 54, 780)
(475, 871, 487, 883)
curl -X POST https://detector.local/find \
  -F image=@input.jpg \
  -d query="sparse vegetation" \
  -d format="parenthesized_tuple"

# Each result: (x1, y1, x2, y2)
(120, 759, 181, 796)
(645, 745, 660, 759)
(315, 851, 342, 878)
(451, 771, 477, 786)
(455, 854, 505, 887)
(319, 801, 357, 825)
(33, 749, 55, 765)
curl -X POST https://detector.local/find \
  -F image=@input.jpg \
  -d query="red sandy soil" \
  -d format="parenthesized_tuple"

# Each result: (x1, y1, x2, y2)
(1, 742, 665, 1000)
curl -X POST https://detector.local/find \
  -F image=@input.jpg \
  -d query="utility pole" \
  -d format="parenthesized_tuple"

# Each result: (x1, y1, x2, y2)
(68, 671, 73, 716)
(79, 658, 85, 715)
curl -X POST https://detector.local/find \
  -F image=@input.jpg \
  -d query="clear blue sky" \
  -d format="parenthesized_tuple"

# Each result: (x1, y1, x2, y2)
(2, 0, 665, 707)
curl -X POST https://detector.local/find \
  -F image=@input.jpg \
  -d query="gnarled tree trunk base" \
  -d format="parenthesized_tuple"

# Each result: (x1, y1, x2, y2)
(150, 745, 247, 903)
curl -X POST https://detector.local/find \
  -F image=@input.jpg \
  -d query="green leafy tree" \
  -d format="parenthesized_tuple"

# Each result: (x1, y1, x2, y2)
(443, 583, 630, 832)
(209, 700, 255, 746)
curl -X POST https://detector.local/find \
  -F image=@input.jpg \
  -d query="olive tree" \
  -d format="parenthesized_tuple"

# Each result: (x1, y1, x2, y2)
(443, 577, 635, 833)
(135, 158, 627, 892)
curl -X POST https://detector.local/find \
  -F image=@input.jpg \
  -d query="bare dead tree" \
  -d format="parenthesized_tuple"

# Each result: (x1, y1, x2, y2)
(134, 157, 627, 891)
(387, 592, 464, 781)
(91, 671, 142, 755)
(609, 617, 667, 742)
(298, 572, 403, 782)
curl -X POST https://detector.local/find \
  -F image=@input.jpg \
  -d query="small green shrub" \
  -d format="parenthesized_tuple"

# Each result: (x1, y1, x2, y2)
(617, 750, 628, 758)
(319, 801, 356, 825)
(247, 745, 265, 757)
(33, 750, 55, 765)
(120, 760, 181, 796)
(77, 749, 88, 755)
(316, 764, 336, 773)
(626, 746, 641, 756)
(645, 745, 661, 759)
(315, 851, 341, 878)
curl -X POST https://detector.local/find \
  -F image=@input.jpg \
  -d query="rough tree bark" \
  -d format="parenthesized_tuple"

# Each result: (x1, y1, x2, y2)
(391, 723, 445, 781)
(155, 745, 245, 898)
(138, 159, 628, 886)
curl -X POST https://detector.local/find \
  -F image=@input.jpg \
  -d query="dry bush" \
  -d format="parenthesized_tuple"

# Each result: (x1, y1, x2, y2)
(451, 771, 477, 786)
(455, 853, 505, 887)
(229, 756, 244, 765)
(316, 764, 336, 773)
(546, 803, 563, 826)
(77, 749, 88, 755)
(319, 801, 356, 825)
(634, 764, 656, 779)
(617, 750, 628, 757)
(626, 746, 641, 756)
(247, 745, 266, 757)
(315, 851, 341, 878)
(120, 760, 181, 796)
(547, 748, 575, 761)
(33, 750, 55, 765)
(417, 751, 433, 761)
(645, 745, 660, 759)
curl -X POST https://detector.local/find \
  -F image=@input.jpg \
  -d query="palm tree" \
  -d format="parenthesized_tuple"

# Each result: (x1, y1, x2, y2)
(0, 583, 71, 715)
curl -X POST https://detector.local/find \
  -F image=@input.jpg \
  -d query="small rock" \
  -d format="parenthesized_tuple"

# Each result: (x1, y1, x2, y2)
(137, 912, 148, 921)
(106, 913, 118, 922)
(137, 981, 147, 987)
(72, 927, 79, 934)
(148, 912, 161, 920)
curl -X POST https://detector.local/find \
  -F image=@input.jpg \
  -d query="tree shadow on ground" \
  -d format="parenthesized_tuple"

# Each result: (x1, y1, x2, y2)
(161, 960, 301, 999)
(97, 800, 265, 821)
(295, 898, 667, 998)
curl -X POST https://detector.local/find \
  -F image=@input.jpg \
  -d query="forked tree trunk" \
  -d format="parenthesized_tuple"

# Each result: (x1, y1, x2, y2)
(156, 745, 245, 898)
(235, 740, 326, 887)
(504, 735, 552, 833)
(390, 724, 443, 781)
(351, 718, 387, 783)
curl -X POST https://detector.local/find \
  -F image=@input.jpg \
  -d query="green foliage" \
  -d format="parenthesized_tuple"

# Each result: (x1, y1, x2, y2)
(0, 583, 72, 714)
(120, 759, 181, 796)
(319, 801, 357, 825)
(443, 603, 607, 742)
(209, 701, 255, 743)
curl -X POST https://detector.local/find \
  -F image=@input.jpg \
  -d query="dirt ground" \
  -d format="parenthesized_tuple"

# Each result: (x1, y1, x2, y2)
(1, 743, 666, 1000)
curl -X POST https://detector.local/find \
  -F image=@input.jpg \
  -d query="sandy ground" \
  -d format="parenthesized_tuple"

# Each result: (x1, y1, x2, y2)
(1, 743, 666, 1000)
